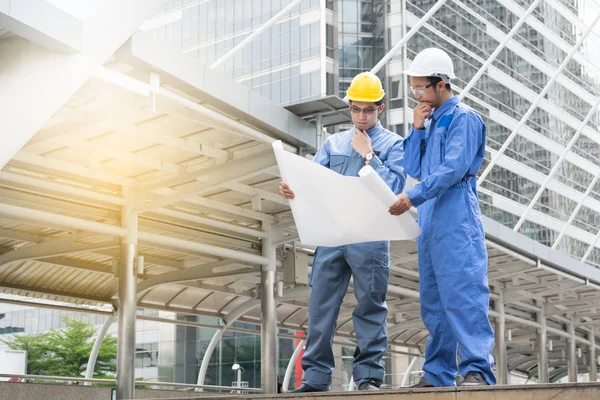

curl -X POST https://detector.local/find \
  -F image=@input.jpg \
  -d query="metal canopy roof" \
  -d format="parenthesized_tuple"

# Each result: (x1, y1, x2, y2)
(0, 29, 599, 383)
(284, 96, 352, 128)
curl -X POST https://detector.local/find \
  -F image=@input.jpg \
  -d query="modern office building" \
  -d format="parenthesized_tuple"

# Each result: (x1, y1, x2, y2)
(2, 2, 600, 397)
(145, 0, 600, 268)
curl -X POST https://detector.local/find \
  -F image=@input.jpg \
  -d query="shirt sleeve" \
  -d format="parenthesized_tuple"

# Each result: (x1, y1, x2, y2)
(402, 126, 427, 179)
(312, 137, 331, 167)
(406, 113, 483, 207)
(368, 140, 406, 194)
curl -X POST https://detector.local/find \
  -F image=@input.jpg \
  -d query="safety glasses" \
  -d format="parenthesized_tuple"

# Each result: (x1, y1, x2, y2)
(410, 83, 433, 95)
(349, 105, 379, 114)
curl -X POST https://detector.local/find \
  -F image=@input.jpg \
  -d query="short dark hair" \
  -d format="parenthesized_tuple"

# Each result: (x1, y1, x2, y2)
(428, 76, 452, 92)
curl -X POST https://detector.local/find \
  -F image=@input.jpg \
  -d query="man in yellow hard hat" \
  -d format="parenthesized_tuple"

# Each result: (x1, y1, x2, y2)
(280, 72, 406, 392)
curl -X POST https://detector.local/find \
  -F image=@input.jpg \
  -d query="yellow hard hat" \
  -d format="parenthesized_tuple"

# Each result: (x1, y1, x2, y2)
(346, 72, 385, 102)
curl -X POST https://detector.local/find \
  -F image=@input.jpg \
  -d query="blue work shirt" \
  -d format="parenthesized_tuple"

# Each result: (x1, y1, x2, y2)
(313, 121, 406, 194)
(404, 96, 486, 206)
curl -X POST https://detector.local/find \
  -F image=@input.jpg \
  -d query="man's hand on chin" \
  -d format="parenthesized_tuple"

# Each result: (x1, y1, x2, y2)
(351, 129, 373, 158)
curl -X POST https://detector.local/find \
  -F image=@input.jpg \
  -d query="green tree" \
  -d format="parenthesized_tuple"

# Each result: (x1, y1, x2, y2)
(1, 333, 52, 375)
(1, 316, 117, 379)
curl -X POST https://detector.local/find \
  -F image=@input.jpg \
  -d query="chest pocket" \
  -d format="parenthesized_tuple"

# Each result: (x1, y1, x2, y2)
(330, 155, 348, 174)
(427, 127, 447, 175)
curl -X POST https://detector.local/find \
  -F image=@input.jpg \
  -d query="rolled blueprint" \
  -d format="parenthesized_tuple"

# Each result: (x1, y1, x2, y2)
(273, 141, 421, 246)
(358, 165, 399, 208)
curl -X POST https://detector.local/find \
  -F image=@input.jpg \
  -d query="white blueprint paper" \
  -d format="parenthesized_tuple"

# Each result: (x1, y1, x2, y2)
(273, 141, 421, 246)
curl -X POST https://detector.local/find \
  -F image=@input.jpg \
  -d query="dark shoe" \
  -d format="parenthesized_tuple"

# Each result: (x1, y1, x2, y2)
(358, 379, 380, 390)
(459, 372, 489, 386)
(287, 383, 329, 393)
(410, 376, 435, 388)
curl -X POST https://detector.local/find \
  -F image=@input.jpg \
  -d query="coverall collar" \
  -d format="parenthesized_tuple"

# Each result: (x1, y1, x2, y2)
(432, 95, 459, 122)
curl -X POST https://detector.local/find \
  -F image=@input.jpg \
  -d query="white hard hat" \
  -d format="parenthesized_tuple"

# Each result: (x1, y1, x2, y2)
(403, 48, 455, 81)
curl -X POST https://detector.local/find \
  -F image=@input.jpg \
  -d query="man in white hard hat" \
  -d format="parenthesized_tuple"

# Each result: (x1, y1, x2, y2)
(388, 48, 495, 387)
(280, 72, 406, 392)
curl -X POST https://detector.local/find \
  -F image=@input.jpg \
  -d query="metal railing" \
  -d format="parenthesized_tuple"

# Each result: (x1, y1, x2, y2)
(0, 373, 262, 392)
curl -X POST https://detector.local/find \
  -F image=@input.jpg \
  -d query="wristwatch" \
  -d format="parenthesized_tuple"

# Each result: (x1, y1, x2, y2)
(363, 152, 375, 162)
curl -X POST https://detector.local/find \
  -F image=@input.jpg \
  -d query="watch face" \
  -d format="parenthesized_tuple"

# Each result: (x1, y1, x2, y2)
(366, 152, 373, 160)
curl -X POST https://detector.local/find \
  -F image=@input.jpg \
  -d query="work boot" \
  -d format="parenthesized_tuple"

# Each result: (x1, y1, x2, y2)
(358, 379, 380, 390)
(459, 372, 489, 386)
(410, 376, 435, 388)
(287, 383, 329, 393)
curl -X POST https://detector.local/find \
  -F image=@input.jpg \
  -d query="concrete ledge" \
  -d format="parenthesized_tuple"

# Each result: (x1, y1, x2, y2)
(0, 381, 208, 400)
(2, 380, 599, 399)
(0, 0, 82, 53)
(142, 382, 600, 400)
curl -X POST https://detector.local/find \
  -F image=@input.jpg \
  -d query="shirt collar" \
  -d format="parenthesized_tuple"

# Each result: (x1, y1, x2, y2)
(432, 96, 460, 121)
(359, 121, 383, 137)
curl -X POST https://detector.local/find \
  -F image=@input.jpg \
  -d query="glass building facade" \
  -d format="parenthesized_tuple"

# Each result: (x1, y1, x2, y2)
(146, 0, 600, 269)
(145, 0, 330, 104)
(386, 0, 600, 267)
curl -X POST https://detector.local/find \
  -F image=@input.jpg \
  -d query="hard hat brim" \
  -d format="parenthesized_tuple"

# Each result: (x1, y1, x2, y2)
(346, 93, 385, 102)
(403, 68, 456, 80)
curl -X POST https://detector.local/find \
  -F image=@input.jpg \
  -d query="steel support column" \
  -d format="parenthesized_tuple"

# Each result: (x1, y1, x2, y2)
(537, 307, 549, 383)
(495, 291, 507, 384)
(590, 326, 598, 382)
(400, 0, 409, 138)
(567, 318, 578, 382)
(316, 115, 324, 149)
(261, 222, 278, 393)
(116, 191, 138, 400)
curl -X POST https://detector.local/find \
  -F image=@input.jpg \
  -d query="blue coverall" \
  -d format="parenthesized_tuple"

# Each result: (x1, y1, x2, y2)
(300, 122, 406, 390)
(403, 96, 495, 386)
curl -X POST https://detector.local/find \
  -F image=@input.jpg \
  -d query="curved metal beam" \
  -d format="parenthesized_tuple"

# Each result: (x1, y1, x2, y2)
(85, 313, 117, 385)
(196, 328, 225, 390)
(508, 355, 537, 372)
(0, 203, 128, 237)
(0, 232, 115, 270)
(135, 259, 235, 296)
(348, 375, 356, 391)
(401, 356, 421, 387)
(138, 231, 269, 265)
(224, 299, 261, 326)
(196, 300, 261, 390)
(282, 339, 305, 391)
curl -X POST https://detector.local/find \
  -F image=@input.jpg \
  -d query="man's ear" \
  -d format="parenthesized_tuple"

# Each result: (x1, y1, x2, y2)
(438, 81, 446, 92)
